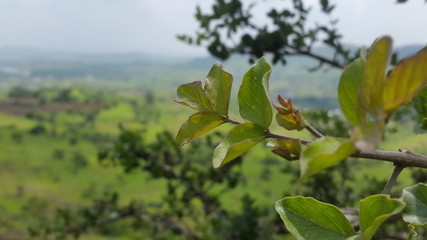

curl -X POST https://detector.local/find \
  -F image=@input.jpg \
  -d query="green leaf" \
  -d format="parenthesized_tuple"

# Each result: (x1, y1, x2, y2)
(413, 87, 427, 130)
(213, 123, 266, 168)
(359, 194, 406, 240)
(346, 236, 363, 240)
(275, 196, 356, 240)
(349, 121, 384, 152)
(204, 63, 233, 116)
(338, 57, 366, 126)
(402, 183, 427, 225)
(300, 137, 355, 180)
(382, 49, 427, 115)
(175, 111, 226, 145)
(238, 57, 273, 128)
(359, 36, 392, 115)
(176, 81, 213, 111)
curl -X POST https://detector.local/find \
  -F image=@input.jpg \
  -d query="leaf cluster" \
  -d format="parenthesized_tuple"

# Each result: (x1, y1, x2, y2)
(178, 0, 354, 68)
(176, 36, 427, 239)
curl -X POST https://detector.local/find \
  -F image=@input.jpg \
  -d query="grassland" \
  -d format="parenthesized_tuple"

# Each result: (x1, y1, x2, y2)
(1, 53, 427, 239)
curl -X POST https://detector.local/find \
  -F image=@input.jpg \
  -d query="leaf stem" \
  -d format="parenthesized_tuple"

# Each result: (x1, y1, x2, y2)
(223, 116, 241, 125)
(382, 164, 405, 195)
(223, 116, 311, 145)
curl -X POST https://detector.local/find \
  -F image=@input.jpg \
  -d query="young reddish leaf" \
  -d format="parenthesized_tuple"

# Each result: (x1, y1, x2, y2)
(382, 49, 427, 115)
(359, 195, 405, 240)
(213, 123, 266, 168)
(204, 63, 233, 116)
(238, 57, 273, 128)
(359, 36, 392, 115)
(338, 57, 367, 126)
(175, 111, 226, 145)
(274, 96, 306, 130)
(300, 137, 355, 180)
(350, 121, 384, 152)
(267, 138, 301, 161)
(176, 81, 213, 111)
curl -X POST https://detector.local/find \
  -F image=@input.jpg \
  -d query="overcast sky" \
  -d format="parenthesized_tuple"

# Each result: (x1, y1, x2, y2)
(0, 0, 425, 57)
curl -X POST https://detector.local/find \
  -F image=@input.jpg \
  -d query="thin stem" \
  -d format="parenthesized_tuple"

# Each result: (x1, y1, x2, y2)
(305, 122, 324, 138)
(266, 131, 311, 145)
(223, 116, 311, 145)
(288, 46, 345, 69)
(382, 165, 405, 195)
(223, 117, 241, 125)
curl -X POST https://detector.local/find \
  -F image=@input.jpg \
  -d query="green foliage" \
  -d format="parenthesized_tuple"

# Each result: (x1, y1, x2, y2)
(204, 63, 233, 116)
(299, 137, 355, 180)
(338, 58, 366, 126)
(359, 195, 405, 240)
(275, 196, 356, 240)
(176, 36, 427, 239)
(238, 57, 273, 128)
(179, 0, 353, 67)
(337, 36, 427, 151)
(175, 111, 225, 145)
(213, 123, 266, 168)
(359, 37, 392, 115)
(176, 81, 213, 111)
(402, 183, 427, 225)
(383, 49, 427, 114)
(413, 88, 427, 130)
(175, 63, 235, 148)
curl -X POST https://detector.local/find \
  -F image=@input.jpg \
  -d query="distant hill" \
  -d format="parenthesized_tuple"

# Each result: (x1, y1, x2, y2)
(0, 46, 165, 64)
(0, 44, 424, 110)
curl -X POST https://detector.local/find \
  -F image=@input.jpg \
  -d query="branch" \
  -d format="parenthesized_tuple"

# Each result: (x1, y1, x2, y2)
(224, 116, 427, 169)
(353, 149, 427, 169)
(266, 131, 311, 145)
(224, 117, 311, 145)
(288, 45, 345, 69)
(382, 164, 405, 194)
(67, 205, 200, 240)
(304, 122, 324, 138)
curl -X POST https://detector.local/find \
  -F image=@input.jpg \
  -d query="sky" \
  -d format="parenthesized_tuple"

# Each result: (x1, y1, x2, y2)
(0, 0, 425, 57)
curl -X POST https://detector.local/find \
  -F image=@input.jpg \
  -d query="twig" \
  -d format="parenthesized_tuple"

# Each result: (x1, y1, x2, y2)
(304, 122, 324, 138)
(288, 46, 345, 69)
(224, 116, 311, 145)
(382, 164, 405, 194)
(266, 131, 311, 145)
(223, 116, 427, 169)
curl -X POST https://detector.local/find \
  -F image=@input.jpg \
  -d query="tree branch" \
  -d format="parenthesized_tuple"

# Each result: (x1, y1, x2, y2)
(66, 205, 200, 240)
(353, 149, 427, 169)
(224, 116, 427, 169)
(288, 46, 345, 69)
(266, 131, 311, 145)
(304, 122, 324, 138)
(382, 164, 405, 194)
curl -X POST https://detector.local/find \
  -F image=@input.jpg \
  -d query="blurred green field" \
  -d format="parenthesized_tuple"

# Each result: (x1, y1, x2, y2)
(1, 53, 427, 239)
(0, 90, 312, 239)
